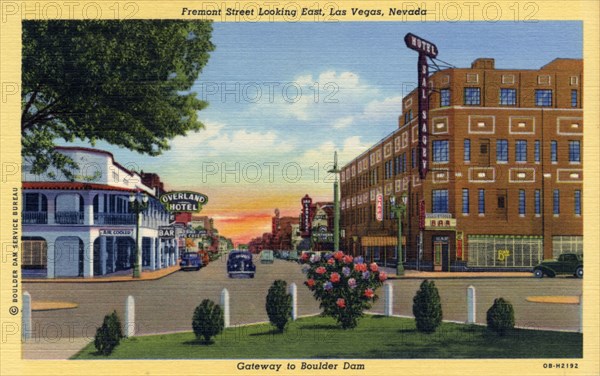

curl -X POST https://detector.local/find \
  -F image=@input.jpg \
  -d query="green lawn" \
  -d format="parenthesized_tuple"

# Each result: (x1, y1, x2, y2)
(72, 315, 582, 359)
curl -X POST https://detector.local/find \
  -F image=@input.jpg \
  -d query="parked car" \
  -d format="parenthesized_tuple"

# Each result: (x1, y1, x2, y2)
(533, 253, 583, 278)
(198, 250, 210, 267)
(227, 250, 256, 278)
(180, 252, 202, 271)
(260, 249, 274, 264)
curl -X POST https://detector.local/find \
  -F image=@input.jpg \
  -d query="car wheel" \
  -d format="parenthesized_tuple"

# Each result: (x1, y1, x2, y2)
(533, 269, 544, 278)
(576, 267, 583, 278)
(228, 273, 232, 278)
(250, 273, 255, 279)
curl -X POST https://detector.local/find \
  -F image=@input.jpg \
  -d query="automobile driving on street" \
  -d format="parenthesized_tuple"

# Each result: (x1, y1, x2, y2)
(533, 253, 583, 278)
(227, 250, 256, 278)
(260, 249, 274, 264)
(180, 252, 202, 271)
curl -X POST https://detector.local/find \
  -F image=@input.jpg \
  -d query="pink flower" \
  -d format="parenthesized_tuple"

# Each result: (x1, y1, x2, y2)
(330, 272, 341, 283)
(333, 251, 344, 261)
(316, 266, 326, 275)
(336, 298, 346, 308)
(370, 262, 379, 272)
(343, 255, 354, 264)
(348, 278, 357, 289)
(364, 288, 374, 298)
(379, 271, 388, 281)
(327, 258, 335, 265)
(306, 278, 315, 288)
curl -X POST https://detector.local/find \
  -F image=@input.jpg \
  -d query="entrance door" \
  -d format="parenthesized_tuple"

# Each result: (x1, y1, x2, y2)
(433, 237, 450, 272)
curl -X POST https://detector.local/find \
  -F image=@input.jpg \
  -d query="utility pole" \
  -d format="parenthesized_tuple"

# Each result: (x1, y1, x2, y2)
(329, 151, 341, 251)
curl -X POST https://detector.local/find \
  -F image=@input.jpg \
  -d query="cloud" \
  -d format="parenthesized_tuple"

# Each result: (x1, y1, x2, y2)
(207, 129, 294, 156)
(333, 116, 354, 129)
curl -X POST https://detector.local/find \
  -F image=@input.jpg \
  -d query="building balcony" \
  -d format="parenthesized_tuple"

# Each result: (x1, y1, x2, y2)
(22, 211, 48, 224)
(55, 211, 84, 224)
(94, 212, 136, 225)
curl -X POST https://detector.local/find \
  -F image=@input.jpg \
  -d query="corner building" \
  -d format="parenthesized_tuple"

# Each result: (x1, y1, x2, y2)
(341, 58, 583, 271)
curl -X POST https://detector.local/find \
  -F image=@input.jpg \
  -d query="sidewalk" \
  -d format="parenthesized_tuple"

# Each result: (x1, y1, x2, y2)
(23, 265, 181, 283)
(22, 337, 91, 360)
(383, 267, 531, 279)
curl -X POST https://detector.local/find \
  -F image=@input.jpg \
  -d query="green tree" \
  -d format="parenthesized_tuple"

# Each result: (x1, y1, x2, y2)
(22, 20, 215, 179)
(412, 280, 443, 333)
(486, 298, 515, 336)
(192, 299, 224, 344)
(266, 280, 292, 332)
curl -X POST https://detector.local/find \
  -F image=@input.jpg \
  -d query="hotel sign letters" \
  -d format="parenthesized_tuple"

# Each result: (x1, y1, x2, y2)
(405, 33, 438, 180)
(158, 226, 175, 239)
(301, 194, 313, 237)
(159, 191, 208, 212)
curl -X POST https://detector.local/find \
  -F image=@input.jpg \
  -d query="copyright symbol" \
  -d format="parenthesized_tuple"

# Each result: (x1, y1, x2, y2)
(9, 306, 19, 315)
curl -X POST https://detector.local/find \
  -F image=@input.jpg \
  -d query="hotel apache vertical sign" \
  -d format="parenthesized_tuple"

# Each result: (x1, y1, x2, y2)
(301, 194, 312, 237)
(404, 33, 438, 180)
(159, 191, 208, 212)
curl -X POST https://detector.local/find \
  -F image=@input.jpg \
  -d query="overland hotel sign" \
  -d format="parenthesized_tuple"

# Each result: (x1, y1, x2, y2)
(159, 191, 208, 212)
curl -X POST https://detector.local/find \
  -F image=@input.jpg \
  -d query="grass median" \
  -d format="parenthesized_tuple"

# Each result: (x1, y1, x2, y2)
(72, 315, 582, 359)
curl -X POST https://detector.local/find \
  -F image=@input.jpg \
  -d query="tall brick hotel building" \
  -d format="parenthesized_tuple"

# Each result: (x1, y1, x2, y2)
(340, 57, 583, 271)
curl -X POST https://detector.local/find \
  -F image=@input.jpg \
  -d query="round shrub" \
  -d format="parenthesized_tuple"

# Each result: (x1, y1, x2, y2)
(304, 251, 387, 329)
(192, 299, 224, 344)
(412, 280, 443, 333)
(486, 298, 515, 336)
(266, 280, 292, 332)
(94, 310, 124, 355)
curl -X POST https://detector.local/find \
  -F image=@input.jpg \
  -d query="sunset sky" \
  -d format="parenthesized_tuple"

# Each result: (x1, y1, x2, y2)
(65, 21, 582, 244)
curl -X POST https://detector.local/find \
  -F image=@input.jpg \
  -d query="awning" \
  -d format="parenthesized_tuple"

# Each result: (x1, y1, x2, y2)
(361, 236, 397, 247)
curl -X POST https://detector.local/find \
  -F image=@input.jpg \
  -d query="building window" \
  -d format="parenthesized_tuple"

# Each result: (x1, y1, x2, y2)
(432, 190, 449, 213)
(535, 89, 552, 107)
(515, 140, 527, 162)
(571, 90, 578, 107)
(551, 141, 558, 162)
(552, 236, 583, 259)
(574, 190, 581, 216)
(467, 235, 543, 268)
(411, 148, 416, 169)
(519, 190, 526, 215)
(462, 189, 469, 214)
(464, 88, 481, 105)
(534, 140, 540, 162)
(535, 190, 541, 215)
(496, 139, 508, 162)
(478, 189, 485, 214)
(464, 139, 471, 162)
(569, 141, 581, 162)
(403, 153, 407, 173)
(553, 189, 560, 215)
(432, 140, 449, 163)
(440, 89, 450, 107)
(500, 88, 516, 105)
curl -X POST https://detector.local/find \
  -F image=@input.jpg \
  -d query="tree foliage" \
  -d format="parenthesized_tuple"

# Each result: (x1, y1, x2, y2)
(266, 280, 292, 332)
(22, 20, 215, 178)
(192, 299, 224, 344)
(412, 280, 443, 333)
(93, 310, 124, 355)
(486, 298, 515, 336)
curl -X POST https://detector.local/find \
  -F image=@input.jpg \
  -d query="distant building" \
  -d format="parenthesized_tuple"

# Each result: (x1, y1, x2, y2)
(22, 147, 176, 278)
(341, 58, 583, 271)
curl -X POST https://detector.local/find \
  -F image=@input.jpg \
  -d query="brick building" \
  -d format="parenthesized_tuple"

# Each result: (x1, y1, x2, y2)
(341, 58, 583, 271)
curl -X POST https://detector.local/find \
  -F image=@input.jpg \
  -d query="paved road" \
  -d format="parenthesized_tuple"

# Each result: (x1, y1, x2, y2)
(23, 258, 582, 350)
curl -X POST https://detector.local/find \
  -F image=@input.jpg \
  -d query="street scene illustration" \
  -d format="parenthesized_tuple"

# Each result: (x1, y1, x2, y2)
(19, 19, 583, 361)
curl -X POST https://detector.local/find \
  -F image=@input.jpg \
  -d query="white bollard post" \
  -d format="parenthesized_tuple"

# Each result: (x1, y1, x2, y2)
(289, 283, 297, 321)
(125, 295, 135, 337)
(384, 282, 393, 317)
(579, 294, 583, 333)
(467, 285, 476, 324)
(22, 292, 32, 341)
(221, 288, 230, 328)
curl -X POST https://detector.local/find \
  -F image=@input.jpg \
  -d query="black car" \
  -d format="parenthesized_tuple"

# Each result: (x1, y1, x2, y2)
(227, 250, 256, 278)
(180, 252, 202, 271)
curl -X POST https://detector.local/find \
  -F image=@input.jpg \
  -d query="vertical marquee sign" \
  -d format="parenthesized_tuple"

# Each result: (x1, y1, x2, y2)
(404, 33, 438, 180)
(301, 194, 313, 237)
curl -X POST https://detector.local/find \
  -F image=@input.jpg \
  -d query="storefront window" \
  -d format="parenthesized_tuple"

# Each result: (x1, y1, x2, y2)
(552, 236, 583, 258)
(467, 235, 543, 268)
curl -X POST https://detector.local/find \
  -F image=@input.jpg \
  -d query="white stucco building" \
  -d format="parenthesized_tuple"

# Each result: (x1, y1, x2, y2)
(22, 147, 177, 278)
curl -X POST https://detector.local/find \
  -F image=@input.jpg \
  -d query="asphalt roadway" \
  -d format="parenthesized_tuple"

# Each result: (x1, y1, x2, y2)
(22, 257, 582, 358)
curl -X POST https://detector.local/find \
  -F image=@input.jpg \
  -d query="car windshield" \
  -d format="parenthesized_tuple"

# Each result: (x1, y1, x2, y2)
(185, 253, 198, 259)
(231, 253, 251, 260)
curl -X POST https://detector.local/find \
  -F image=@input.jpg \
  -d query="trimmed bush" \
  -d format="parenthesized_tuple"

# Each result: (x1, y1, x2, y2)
(192, 299, 224, 344)
(266, 280, 292, 332)
(486, 298, 515, 336)
(412, 280, 443, 333)
(94, 310, 124, 355)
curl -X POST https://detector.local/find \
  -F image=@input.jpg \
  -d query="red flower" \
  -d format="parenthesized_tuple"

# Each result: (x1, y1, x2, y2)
(364, 288, 374, 298)
(327, 258, 335, 265)
(330, 272, 341, 283)
(354, 263, 367, 272)
(336, 298, 346, 308)
(342, 255, 354, 264)
(306, 278, 315, 288)
(333, 251, 344, 260)
(316, 266, 326, 275)
(370, 262, 379, 272)
(379, 271, 388, 281)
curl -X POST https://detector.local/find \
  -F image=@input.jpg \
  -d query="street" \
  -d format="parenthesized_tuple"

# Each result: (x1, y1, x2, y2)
(23, 258, 582, 345)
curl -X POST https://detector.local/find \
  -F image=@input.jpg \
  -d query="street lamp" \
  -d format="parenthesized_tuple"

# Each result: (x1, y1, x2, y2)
(129, 190, 149, 278)
(390, 192, 408, 276)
